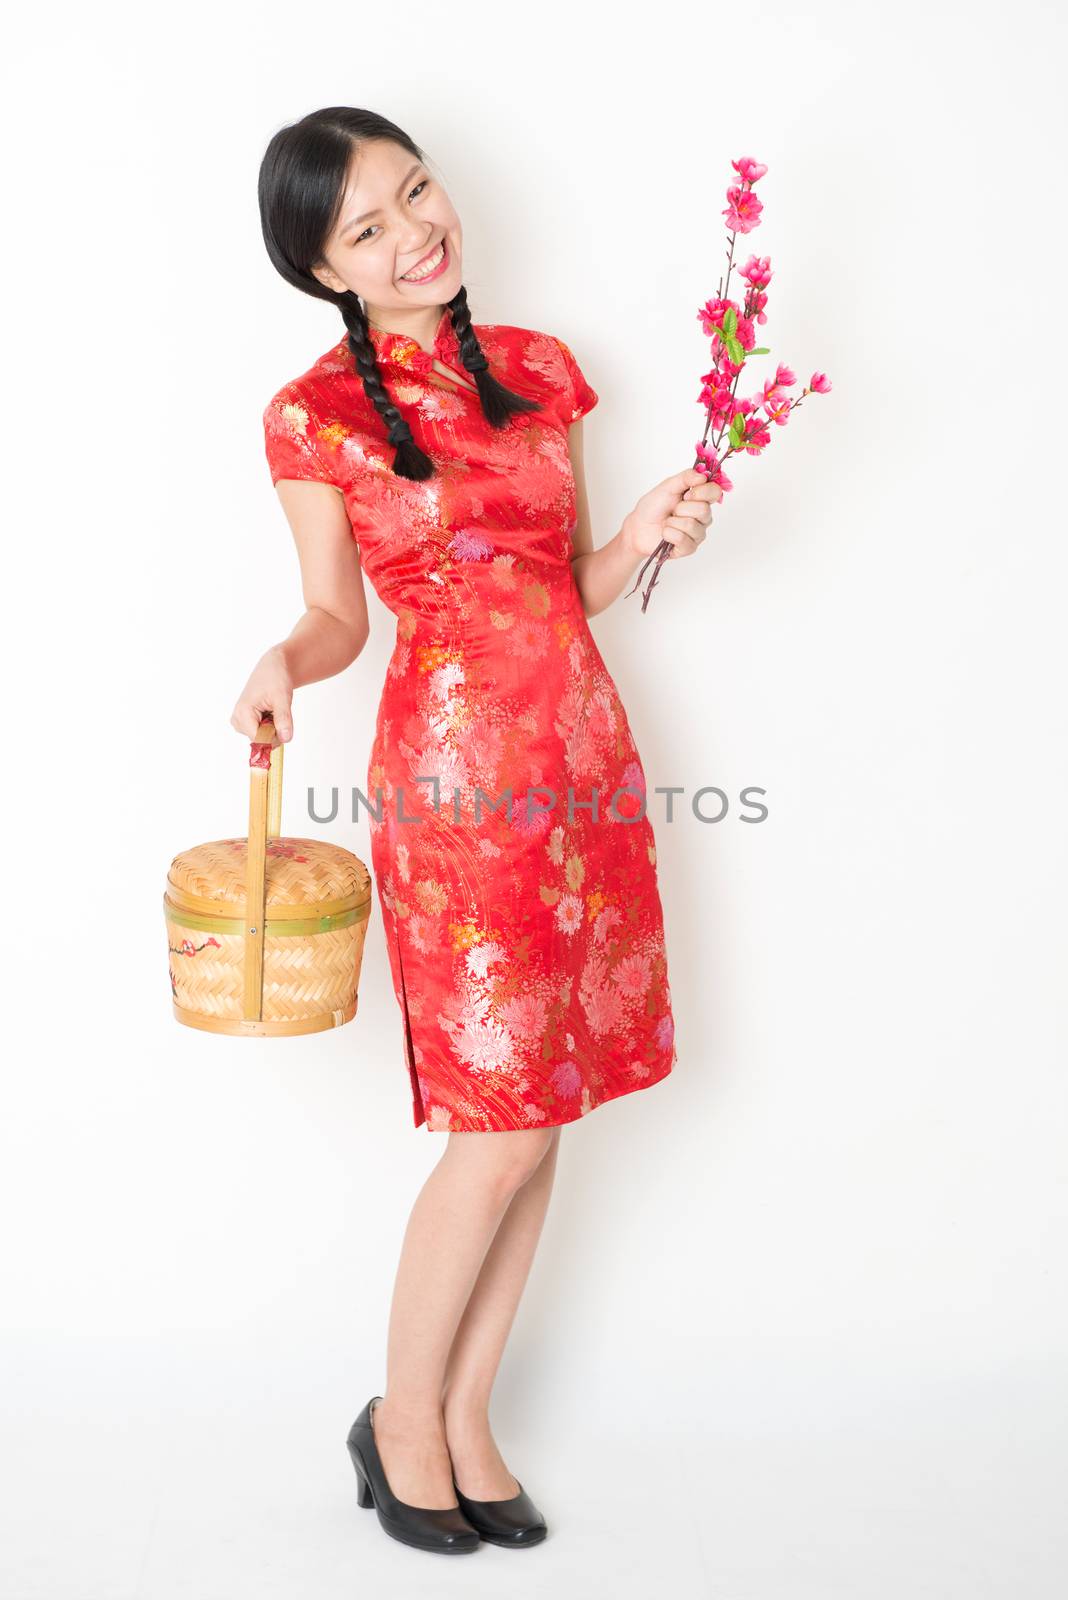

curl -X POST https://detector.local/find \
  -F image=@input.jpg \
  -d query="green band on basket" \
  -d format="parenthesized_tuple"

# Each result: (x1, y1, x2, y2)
(164, 897, 369, 937)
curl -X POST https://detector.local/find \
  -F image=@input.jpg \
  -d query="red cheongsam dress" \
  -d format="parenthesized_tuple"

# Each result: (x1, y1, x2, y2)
(263, 309, 677, 1131)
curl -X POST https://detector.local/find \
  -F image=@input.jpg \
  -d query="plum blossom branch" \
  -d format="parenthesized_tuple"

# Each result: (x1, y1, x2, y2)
(627, 156, 832, 612)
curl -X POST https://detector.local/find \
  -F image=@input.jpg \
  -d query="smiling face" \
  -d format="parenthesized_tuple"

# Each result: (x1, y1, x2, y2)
(312, 138, 464, 344)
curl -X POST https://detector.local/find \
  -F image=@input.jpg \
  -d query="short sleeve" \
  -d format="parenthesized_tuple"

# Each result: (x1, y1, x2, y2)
(263, 387, 335, 486)
(552, 335, 599, 424)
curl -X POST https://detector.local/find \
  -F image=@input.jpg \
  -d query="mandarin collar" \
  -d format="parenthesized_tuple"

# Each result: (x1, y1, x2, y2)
(365, 306, 461, 372)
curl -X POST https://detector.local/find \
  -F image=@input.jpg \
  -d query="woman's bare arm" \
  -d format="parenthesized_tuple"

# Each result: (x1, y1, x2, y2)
(566, 423, 720, 618)
(565, 421, 642, 619)
(230, 479, 370, 741)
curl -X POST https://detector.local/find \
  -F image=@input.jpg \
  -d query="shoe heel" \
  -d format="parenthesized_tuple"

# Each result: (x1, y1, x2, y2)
(348, 1445, 375, 1509)
(346, 1398, 480, 1553)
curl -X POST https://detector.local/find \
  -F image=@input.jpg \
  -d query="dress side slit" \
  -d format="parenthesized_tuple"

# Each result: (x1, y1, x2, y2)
(394, 932, 424, 1123)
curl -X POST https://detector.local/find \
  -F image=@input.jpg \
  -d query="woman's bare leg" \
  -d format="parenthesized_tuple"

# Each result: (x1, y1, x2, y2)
(369, 1125, 557, 1509)
(442, 1125, 562, 1498)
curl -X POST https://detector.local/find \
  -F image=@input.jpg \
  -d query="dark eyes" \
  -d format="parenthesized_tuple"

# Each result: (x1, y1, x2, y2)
(354, 181, 429, 245)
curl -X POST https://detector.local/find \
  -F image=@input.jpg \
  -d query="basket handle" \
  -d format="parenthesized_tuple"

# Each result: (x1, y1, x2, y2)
(244, 715, 285, 1022)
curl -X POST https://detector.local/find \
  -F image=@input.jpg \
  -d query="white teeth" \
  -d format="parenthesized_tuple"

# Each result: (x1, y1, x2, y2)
(401, 240, 445, 281)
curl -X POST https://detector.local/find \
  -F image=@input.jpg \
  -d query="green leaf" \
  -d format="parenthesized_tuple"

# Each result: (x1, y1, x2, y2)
(722, 306, 737, 334)
(749, 346, 770, 355)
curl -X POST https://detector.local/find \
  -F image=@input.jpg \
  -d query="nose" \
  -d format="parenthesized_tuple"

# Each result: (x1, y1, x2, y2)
(401, 227, 434, 259)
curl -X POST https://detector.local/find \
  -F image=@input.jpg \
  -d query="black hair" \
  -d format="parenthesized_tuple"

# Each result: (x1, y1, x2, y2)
(259, 107, 542, 480)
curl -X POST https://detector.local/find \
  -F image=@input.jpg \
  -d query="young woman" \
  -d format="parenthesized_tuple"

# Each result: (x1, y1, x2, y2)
(234, 107, 719, 1556)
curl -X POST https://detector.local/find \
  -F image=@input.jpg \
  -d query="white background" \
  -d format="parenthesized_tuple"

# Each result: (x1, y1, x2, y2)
(2, 1, 1066, 1595)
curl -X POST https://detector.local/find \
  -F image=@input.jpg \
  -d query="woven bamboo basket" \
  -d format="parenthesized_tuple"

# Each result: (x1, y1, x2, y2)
(164, 716, 372, 1036)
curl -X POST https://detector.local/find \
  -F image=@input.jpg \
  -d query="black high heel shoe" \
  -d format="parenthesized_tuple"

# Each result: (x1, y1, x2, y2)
(452, 1475, 548, 1547)
(346, 1395, 480, 1555)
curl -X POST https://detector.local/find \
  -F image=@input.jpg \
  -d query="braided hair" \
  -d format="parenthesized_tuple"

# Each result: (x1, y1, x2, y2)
(259, 106, 542, 480)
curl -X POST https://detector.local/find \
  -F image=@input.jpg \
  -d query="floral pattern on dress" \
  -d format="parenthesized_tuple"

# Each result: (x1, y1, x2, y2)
(264, 311, 676, 1130)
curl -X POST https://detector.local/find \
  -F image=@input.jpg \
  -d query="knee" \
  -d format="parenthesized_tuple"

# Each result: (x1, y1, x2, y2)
(484, 1129, 557, 1196)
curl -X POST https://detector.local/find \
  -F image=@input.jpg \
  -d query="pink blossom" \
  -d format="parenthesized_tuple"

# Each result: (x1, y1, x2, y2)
(732, 156, 768, 185)
(763, 391, 792, 425)
(739, 253, 773, 288)
(762, 365, 796, 425)
(634, 151, 829, 612)
(699, 299, 758, 356)
(723, 185, 764, 233)
(694, 441, 733, 492)
(730, 398, 771, 450)
(734, 314, 757, 352)
(697, 376, 739, 432)
(696, 297, 733, 338)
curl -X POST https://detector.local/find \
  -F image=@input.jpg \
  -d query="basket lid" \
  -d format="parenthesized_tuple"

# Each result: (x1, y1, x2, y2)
(166, 836, 371, 919)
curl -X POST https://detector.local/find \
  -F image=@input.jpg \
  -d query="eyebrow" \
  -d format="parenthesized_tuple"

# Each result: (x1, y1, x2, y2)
(341, 163, 425, 234)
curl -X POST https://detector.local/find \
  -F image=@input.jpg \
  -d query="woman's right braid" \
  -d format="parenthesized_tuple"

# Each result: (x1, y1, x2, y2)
(339, 291, 435, 481)
(336, 286, 542, 480)
(446, 285, 541, 429)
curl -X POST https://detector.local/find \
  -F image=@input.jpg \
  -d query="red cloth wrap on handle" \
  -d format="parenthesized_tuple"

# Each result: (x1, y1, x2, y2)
(249, 741, 273, 770)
